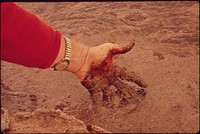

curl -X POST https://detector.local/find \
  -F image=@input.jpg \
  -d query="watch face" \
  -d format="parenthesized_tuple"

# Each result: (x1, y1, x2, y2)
(55, 60, 69, 71)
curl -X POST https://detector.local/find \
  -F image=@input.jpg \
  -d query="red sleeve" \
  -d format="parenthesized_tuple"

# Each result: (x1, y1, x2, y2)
(1, 2, 61, 69)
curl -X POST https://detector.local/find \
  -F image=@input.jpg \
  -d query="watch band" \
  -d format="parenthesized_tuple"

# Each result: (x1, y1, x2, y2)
(64, 36, 71, 61)
(50, 36, 71, 71)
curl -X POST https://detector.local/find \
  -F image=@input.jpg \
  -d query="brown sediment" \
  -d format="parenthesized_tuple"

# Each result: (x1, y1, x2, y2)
(81, 42, 148, 108)
(1, 108, 110, 133)
(3, 2, 198, 133)
(1, 107, 10, 133)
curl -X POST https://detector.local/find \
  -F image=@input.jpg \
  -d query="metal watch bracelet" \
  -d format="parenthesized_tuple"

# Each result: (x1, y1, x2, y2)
(63, 36, 71, 61)
(50, 36, 71, 71)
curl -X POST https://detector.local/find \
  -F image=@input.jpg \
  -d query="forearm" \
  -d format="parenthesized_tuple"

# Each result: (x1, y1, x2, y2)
(50, 36, 65, 68)
(1, 2, 61, 69)
(1, 2, 91, 81)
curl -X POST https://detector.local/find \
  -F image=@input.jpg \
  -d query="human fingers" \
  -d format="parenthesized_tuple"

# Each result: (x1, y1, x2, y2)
(110, 41, 135, 56)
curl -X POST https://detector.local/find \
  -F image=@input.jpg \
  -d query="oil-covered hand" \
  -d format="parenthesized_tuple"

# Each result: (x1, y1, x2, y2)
(80, 41, 148, 107)
(66, 40, 128, 81)
(67, 40, 148, 108)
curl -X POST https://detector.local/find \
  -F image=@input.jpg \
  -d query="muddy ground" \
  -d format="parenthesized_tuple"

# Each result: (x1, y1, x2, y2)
(1, 1, 199, 133)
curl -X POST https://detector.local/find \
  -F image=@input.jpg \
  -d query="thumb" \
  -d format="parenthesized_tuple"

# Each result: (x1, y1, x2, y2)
(91, 41, 135, 72)
(109, 41, 135, 57)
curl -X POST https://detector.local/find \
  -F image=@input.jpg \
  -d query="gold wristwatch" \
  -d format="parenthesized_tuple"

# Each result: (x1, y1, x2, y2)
(51, 36, 71, 71)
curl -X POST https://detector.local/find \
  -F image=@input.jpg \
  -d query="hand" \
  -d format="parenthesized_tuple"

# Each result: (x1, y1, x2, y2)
(66, 40, 130, 81)
(79, 41, 148, 107)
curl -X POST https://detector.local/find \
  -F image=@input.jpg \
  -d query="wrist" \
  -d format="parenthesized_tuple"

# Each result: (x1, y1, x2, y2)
(66, 40, 89, 73)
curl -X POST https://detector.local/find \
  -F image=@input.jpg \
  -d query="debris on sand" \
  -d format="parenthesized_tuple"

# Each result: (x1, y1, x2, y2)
(1, 108, 110, 133)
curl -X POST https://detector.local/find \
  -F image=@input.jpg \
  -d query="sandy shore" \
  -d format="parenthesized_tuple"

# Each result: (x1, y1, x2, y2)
(1, 1, 199, 133)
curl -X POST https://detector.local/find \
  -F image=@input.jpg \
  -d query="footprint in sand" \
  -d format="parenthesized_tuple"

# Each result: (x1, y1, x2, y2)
(120, 12, 148, 26)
